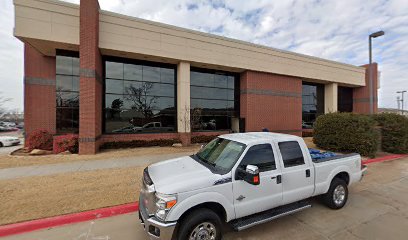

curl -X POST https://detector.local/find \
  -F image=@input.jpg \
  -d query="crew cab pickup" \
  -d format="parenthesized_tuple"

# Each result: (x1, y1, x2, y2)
(139, 132, 367, 240)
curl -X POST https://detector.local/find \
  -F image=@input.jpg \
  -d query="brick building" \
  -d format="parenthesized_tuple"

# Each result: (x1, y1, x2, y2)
(14, 0, 378, 154)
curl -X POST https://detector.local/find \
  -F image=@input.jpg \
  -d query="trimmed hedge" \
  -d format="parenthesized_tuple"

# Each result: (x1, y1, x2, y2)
(313, 113, 379, 157)
(373, 113, 408, 154)
(26, 129, 53, 151)
(100, 138, 180, 149)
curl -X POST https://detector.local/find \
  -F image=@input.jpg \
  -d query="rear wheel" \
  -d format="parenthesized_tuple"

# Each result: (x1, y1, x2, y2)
(322, 178, 348, 209)
(0, 142, 3, 147)
(177, 208, 222, 240)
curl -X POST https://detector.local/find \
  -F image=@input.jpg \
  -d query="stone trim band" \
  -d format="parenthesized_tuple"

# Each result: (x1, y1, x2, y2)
(79, 68, 102, 84)
(353, 98, 378, 103)
(241, 89, 301, 98)
(79, 135, 101, 143)
(24, 77, 55, 86)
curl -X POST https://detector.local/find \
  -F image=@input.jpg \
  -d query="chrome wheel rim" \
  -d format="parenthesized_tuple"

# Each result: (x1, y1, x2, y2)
(189, 222, 216, 240)
(333, 185, 346, 205)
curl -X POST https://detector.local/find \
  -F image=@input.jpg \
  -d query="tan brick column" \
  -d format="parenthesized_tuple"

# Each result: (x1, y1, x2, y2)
(79, 0, 103, 154)
(324, 83, 338, 113)
(177, 62, 191, 145)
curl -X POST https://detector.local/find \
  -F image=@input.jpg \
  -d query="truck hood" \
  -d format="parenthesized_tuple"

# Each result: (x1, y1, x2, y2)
(148, 156, 219, 194)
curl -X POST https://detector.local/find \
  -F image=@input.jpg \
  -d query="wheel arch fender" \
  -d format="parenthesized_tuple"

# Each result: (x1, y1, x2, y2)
(166, 192, 235, 222)
(321, 165, 351, 194)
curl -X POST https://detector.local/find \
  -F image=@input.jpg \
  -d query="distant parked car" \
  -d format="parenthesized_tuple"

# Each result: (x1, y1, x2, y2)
(16, 122, 24, 130)
(0, 121, 16, 127)
(0, 126, 18, 132)
(0, 136, 20, 147)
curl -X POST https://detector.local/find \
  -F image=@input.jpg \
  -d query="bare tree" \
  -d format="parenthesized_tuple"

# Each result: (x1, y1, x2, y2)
(180, 104, 191, 133)
(191, 108, 203, 131)
(125, 82, 158, 118)
(0, 92, 11, 117)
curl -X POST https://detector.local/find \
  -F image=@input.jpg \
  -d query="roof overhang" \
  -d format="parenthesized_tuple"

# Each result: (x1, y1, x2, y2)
(14, 0, 366, 87)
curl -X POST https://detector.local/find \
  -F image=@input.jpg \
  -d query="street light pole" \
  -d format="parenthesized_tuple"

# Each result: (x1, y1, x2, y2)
(397, 90, 407, 114)
(368, 31, 385, 114)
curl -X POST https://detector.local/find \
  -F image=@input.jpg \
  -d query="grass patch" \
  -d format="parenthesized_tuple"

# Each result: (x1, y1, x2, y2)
(0, 167, 144, 226)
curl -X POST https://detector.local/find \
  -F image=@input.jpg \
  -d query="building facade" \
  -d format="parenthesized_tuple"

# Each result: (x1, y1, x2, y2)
(14, 0, 378, 154)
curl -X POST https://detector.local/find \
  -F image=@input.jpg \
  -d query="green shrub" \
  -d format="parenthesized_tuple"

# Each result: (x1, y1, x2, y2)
(373, 113, 408, 154)
(100, 138, 180, 149)
(313, 113, 379, 157)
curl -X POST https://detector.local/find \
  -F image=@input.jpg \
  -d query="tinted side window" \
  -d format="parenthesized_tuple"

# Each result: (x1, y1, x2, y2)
(279, 141, 305, 168)
(240, 144, 276, 172)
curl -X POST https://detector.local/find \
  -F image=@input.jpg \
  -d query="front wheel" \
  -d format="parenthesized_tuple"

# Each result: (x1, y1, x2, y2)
(177, 208, 222, 240)
(322, 178, 348, 209)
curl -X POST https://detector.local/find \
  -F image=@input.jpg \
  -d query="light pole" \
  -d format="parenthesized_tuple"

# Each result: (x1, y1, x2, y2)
(369, 30, 385, 114)
(397, 90, 407, 114)
(397, 96, 401, 112)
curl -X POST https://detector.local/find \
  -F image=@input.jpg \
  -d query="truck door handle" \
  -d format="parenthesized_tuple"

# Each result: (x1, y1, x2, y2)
(271, 175, 282, 184)
(306, 169, 311, 178)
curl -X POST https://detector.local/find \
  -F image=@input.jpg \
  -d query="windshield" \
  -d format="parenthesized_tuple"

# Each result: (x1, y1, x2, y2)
(195, 137, 246, 174)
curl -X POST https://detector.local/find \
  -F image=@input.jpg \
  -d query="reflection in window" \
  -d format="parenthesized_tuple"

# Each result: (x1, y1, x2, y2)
(190, 68, 238, 132)
(302, 83, 324, 129)
(104, 59, 176, 134)
(56, 52, 79, 133)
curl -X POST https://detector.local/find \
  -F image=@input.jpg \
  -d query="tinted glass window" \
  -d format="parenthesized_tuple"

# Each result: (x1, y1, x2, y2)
(104, 59, 176, 134)
(190, 68, 238, 132)
(240, 144, 276, 172)
(302, 83, 324, 129)
(338, 87, 353, 112)
(279, 141, 305, 168)
(56, 53, 79, 133)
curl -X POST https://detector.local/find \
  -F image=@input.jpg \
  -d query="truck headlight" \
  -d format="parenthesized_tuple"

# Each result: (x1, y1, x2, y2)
(155, 193, 177, 221)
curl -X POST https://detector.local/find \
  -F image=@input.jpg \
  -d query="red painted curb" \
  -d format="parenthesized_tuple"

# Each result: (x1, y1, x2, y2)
(362, 154, 407, 165)
(0, 202, 139, 237)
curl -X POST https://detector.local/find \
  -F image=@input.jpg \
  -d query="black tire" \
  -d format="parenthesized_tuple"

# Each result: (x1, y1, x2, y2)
(322, 178, 348, 209)
(177, 208, 222, 240)
(0, 142, 3, 147)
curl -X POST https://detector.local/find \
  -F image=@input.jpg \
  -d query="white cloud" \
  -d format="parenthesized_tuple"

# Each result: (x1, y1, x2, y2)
(1, 0, 407, 110)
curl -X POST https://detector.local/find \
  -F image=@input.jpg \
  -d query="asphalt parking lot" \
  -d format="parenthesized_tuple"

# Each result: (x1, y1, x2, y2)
(2, 157, 408, 240)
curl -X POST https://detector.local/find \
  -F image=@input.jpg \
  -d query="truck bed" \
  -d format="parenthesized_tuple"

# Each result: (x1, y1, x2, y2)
(312, 153, 360, 163)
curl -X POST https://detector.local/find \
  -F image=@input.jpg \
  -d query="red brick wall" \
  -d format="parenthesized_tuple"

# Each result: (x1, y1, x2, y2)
(24, 44, 56, 140)
(353, 63, 378, 114)
(240, 71, 302, 136)
(79, 0, 103, 154)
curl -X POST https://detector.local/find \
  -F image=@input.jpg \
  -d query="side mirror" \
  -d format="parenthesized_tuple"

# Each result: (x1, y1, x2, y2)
(237, 165, 260, 185)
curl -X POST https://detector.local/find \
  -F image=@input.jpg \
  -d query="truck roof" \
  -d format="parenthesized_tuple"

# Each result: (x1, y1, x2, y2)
(220, 132, 302, 145)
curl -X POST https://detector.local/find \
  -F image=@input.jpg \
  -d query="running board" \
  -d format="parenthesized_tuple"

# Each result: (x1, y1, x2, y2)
(230, 201, 312, 231)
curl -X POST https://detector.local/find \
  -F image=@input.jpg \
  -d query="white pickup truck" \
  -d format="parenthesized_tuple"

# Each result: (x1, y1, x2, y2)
(139, 132, 367, 240)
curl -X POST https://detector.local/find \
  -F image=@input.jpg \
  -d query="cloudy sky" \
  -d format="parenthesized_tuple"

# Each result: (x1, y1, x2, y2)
(1, 0, 407, 111)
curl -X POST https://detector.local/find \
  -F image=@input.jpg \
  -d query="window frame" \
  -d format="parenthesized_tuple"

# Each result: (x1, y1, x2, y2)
(56, 50, 80, 134)
(190, 67, 240, 132)
(278, 141, 306, 168)
(239, 143, 277, 172)
(102, 56, 178, 134)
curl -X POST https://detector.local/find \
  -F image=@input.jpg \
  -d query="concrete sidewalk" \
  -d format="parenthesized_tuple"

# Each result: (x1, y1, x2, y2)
(0, 151, 196, 180)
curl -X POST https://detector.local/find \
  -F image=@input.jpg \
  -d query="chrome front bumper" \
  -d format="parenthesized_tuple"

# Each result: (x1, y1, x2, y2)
(139, 198, 176, 240)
